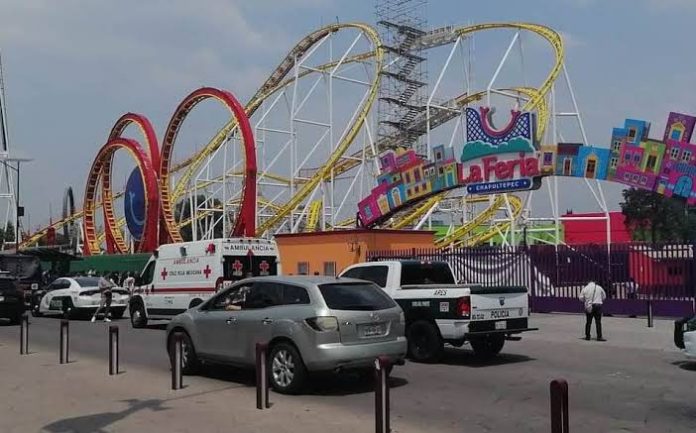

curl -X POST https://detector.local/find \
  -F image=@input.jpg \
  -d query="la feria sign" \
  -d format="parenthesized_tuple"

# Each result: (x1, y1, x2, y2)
(460, 107, 542, 193)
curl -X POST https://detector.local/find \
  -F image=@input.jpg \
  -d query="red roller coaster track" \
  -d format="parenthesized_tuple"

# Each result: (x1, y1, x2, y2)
(158, 87, 257, 244)
(102, 113, 160, 253)
(83, 138, 160, 255)
(82, 87, 257, 255)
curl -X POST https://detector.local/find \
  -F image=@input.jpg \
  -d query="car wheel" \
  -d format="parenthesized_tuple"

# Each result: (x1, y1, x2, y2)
(130, 302, 148, 328)
(406, 320, 444, 363)
(469, 334, 505, 360)
(168, 331, 199, 375)
(268, 342, 307, 395)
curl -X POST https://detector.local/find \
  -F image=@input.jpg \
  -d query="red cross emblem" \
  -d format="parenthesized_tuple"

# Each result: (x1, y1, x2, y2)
(259, 260, 270, 275)
(232, 260, 243, 276)
(203, 265, 212, 279)
(161, 268, 168, 280)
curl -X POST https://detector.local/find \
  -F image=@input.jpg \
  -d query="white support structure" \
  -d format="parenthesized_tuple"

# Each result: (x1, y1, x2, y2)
(0, 53, 18, 250)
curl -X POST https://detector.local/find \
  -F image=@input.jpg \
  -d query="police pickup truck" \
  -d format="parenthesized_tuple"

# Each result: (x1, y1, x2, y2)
(339, 260, 535, 362)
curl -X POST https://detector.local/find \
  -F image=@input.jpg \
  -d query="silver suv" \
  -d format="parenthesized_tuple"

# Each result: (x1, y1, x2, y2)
(166, 276, 407, 394)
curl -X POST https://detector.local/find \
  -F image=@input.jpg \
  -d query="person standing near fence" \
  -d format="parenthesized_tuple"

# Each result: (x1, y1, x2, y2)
(91, 277, 114, 323)
(580, 280, 607, 341)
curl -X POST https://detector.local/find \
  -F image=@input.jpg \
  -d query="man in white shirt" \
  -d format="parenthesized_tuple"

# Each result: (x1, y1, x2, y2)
(579, 280, 607, 341)
(123, 272, 136, 295)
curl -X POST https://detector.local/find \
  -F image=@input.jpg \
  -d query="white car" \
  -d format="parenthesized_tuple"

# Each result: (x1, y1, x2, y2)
(38, 277, 129, 319)
(684, 330, 696, 358)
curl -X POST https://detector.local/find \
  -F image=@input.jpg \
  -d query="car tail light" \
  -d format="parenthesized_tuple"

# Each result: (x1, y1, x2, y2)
(305, 316, 339, 332)
(457, 296, 471, 318)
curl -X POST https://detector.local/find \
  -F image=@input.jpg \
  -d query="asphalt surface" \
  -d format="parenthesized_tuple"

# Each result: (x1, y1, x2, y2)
(1, 313, 696, 432)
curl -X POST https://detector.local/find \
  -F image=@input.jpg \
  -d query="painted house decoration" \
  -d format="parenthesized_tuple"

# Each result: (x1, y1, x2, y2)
(357, 109, 696, 228)
(358, 145, 460, 226)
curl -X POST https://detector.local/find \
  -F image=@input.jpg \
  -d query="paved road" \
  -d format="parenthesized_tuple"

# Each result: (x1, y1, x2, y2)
(1, 313, 695, 432)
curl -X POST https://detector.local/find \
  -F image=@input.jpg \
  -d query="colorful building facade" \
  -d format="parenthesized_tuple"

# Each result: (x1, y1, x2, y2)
(357, 108, 696, 228)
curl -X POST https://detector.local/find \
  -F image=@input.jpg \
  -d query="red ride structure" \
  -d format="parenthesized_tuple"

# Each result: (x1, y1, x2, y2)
(82, 87, 257, 255)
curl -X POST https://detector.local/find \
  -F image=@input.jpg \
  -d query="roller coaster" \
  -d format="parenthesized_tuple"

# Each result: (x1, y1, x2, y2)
(21, 21, 573, 253)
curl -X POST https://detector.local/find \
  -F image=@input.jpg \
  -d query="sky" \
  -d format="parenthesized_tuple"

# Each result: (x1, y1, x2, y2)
(1, 0, 696, 231)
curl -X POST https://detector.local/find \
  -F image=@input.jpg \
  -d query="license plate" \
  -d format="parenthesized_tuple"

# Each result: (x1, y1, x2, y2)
(361, 324, 385, 337)
(495, 321, 507, 330)
(49, 299, 63, 310)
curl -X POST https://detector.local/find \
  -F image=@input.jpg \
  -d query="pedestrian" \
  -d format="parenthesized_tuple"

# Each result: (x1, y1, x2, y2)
(579, 279, 607, 341)
(91, 277, 114, 323)
(626, 277, 638, 299)
(123, 272, 136, 295)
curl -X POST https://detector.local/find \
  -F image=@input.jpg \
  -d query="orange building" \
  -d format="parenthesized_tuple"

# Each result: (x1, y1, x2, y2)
(275, 229, 436, 276)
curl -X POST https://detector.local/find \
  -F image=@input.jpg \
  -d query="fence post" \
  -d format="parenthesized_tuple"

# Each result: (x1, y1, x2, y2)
(550, 379, 569, 433)
(19, 313, 29, 355)
(171, 333, 183, 390)
(59, 319, 69, 364)
(108, 325, 119, 375)
(529, 245, 537, 313)
(375, 356, 391, 433)
(255, 342, 270, 409)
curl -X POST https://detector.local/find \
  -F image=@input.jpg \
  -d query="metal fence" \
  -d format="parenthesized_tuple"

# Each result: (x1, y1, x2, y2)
(367, 243, 696, 318)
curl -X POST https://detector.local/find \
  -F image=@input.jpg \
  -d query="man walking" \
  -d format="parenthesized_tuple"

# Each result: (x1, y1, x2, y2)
(579, 279, 607, 341)
(91, 277, 114, 323)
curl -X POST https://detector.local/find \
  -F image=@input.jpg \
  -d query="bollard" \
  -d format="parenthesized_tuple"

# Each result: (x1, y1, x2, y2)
(109, 325, 119, 375)
(550, 379, 569, 433)
(171, 334, 183, 390)
(19, 313, 29, 355)
(647, 300, 654, 328)
(375, 356, 391, 433)
(255, 342, 270, 409)
(59, 320, 69, 364)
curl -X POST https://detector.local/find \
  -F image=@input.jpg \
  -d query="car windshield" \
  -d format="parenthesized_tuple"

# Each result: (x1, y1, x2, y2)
(318, 282, 397, 311)
(73, 277, 101, 288)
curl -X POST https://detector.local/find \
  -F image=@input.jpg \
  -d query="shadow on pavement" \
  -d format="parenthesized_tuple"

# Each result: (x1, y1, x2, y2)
(671, 360, 696, 371)
(439, 347, 535, 367)
(196, 364, 408, 396)
(42, 387, 239, 433)
(42, 399, 169, 433)
(305, 371, 408, 396)
(197, 364, 256, 387)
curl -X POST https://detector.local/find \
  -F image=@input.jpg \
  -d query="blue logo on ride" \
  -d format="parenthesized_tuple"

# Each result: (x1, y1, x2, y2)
(124, 168, 146, 240)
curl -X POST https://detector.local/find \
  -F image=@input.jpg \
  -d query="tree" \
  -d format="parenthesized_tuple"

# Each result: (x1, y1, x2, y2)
(621, 188, 696, 243)
(174, 195, 225, 242)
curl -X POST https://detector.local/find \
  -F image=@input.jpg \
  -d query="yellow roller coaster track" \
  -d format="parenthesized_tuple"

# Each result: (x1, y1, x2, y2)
(434, 194, 523, 248)
(305, 200, 323, 232)
(22, 22, 564, 249)
(257, 23, 562, 237)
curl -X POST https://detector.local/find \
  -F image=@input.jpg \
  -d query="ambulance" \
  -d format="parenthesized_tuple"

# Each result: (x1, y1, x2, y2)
(128, 238, 279, 328)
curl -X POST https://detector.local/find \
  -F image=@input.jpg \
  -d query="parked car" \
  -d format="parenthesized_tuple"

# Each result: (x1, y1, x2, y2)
(0, 276, 25, 324)
(166, 276, 407, 394)
(37, 277, 130, 319)
(674, 316, 696, 358)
